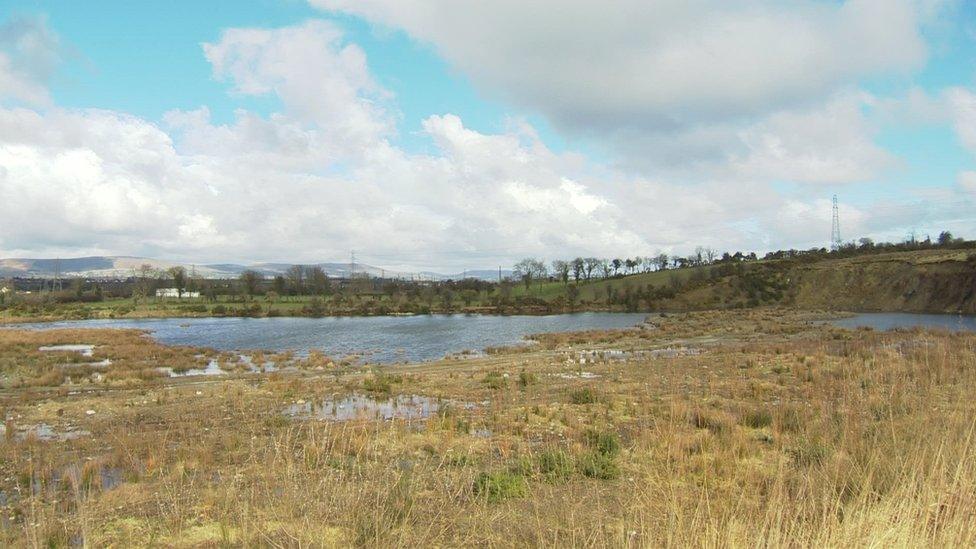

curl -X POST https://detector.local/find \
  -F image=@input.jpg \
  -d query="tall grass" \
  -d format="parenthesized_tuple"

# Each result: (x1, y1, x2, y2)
(1, 312, 974, 546)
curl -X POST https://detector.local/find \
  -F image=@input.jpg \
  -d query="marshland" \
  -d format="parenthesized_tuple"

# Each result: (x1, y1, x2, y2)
(1, 308, 975, 546)
(5, 1, 976, 546)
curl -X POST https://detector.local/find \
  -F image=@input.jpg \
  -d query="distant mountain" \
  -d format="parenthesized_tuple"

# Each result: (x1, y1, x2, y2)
(0, 256, 506, 281)
(446, 269, 512, 281)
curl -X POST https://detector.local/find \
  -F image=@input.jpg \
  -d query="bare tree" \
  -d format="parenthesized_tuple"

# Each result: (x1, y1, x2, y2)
(655, 253, 669, 271)
(551, 260, 570, 285)
(571, 257, 585, 283)
(286, 265, 305, 295)
(133, 263, 158, 301)
(240, 270, 262, 296)
(583, 257, 601, 280)
(168, 266, 186, 297)
(533, 261, 548, 287)
(306, 266, 330, 295)
(513, 258, 546, 290)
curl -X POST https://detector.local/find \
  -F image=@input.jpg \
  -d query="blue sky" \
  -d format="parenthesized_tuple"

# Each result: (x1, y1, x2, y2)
(8, 0, 568, 155)
(0, 1, 974, 268)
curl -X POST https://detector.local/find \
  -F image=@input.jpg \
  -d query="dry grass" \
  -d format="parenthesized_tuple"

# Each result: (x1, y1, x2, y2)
(0, 309, 974, 546)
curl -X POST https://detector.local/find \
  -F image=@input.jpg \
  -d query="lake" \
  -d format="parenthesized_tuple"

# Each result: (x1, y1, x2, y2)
(832, 313, 976, 332)
(15, 313, 649, 363)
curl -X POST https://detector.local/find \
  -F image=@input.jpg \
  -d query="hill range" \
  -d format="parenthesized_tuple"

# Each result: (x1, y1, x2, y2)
(0, 256, 510, 281)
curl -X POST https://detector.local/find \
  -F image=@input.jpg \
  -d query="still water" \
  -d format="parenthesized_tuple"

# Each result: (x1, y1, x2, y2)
(832, 313, 976, 332)
(18, 313, 649, 363)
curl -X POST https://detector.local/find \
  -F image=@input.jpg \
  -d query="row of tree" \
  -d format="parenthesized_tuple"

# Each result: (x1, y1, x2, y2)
(513, 231, 971, 289)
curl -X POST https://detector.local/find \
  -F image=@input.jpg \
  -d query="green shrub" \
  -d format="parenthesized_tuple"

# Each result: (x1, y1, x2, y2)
(483, 371, 507, 390)
(362, 372, 402, 394)
(583, 429, 621, 456)
(473, 471, 529, 502)
(569, 387, 599, 404)
(517, 370, 537, 388)
(577, 451, 620, 480)
(536, 449, 573, 481)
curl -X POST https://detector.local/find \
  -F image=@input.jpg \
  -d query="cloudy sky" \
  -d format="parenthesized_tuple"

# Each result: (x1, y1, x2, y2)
(0, 1, 974, 271)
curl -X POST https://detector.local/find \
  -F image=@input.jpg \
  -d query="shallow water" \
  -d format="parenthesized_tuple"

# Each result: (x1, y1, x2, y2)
(0, 422, 90, 442)
(19, 313, 648, 363)
(284, 394, 445, 421)
(38, 344, 95, 357)
(831, 313, 976, 332)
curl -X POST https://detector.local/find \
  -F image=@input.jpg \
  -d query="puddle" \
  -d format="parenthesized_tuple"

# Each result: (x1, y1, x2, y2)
(284, 394, 445, 421)
(95, 465, 125, 491)
(61, 359, 112, 369)
(39, 344, 94, 357)
(571, 347, 700, 364)
(159, 359, 225, 377)
(239, 354, 278, 373)
(163, 355, 281, 377)
(647, 347, 700, 359)
(555, 371, 602, 379)
(0, 422, 90, 442)
(23, 462, 126, 503)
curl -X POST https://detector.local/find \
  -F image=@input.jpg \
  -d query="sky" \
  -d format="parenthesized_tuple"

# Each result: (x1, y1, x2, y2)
(0, 0, 974, 272)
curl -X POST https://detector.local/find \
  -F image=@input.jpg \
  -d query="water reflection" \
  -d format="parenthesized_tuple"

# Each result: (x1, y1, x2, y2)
(284, 394, 445, 421)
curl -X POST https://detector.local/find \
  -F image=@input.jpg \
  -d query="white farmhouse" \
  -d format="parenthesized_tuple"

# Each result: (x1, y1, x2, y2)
(155, 288, 201, 298)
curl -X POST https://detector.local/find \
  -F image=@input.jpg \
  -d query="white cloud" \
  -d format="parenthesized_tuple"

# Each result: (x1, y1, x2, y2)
(960, 171, 976, 195)
(730, 93, 895, 183)
(0, 15, 967, 268)
(946, 87, 976, 155)
(313, 0, 936, 183)
(0, 15, 64, 106)
(202, 20, 393, 153)
(312, 1, 928, 123)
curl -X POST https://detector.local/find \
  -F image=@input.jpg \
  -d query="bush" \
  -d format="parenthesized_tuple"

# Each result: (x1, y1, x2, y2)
(569, 387, 599, 404)
(577, 451, 620, 480)
(303, 297, 327, 317)
(362, 372, 401, 395)
(517, 370, 537, 388)
(583, 429, 621, 456)
(473, 471, 529, 502)
(483, 371, 507, 390)
(536, 449, 573, 481)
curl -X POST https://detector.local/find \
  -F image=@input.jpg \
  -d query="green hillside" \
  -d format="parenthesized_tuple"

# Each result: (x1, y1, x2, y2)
(515, 248, 976, 314)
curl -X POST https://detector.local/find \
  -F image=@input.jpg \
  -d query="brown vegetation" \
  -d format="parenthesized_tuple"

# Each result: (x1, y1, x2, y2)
(0, 309, 974, 546)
